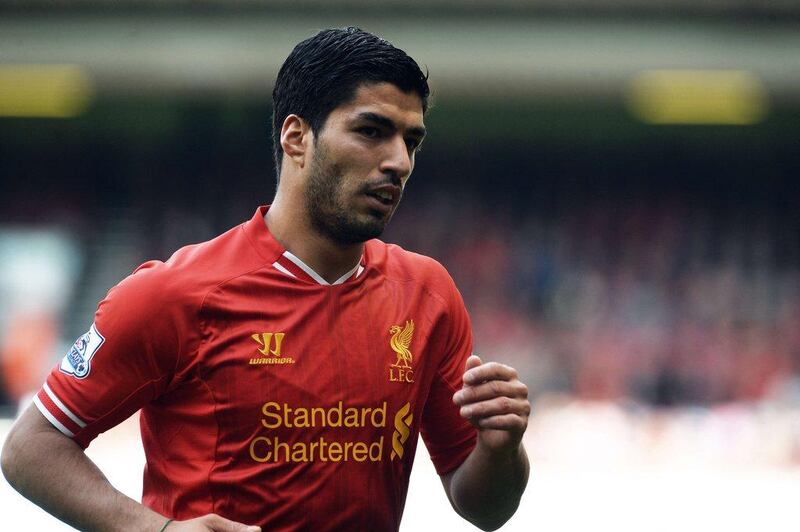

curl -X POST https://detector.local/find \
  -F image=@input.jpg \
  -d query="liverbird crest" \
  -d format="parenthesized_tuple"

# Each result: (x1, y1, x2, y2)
(389, 320, 414, 369)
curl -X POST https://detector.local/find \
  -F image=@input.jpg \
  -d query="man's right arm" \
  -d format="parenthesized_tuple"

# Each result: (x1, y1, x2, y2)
(1, 405, 259, 532)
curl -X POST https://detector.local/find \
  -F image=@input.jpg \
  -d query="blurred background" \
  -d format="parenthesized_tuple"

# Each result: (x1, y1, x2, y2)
(1, 1, 799, 530)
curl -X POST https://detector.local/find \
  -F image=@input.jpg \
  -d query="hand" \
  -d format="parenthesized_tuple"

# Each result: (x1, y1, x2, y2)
(452, 355, 530, 454)
(168, 514, 261, 532)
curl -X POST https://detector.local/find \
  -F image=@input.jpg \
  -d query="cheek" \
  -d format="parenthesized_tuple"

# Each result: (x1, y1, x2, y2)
(337, 156, 376, 187)
(339, 140, 382, 169)
(323, 140, 382, 187)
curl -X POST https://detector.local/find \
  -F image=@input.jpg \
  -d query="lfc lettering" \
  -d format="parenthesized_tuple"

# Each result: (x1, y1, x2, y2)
(389, 367, 414, 383)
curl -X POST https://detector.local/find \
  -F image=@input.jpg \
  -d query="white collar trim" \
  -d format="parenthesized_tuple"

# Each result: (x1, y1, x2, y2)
(282, 251, 361, 286)
(272, 261, 297, 279)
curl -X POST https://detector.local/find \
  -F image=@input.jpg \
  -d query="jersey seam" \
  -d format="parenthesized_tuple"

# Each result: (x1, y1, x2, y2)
(381, 272, 450, 311)
(172, 259, 275, 379)
(428, 367, 476, 473)
(382, 271, 471, 473)
(74, 374, 172, 442)
(240, 222, 282, 264)
(427, 270, 476, 474)
(192, 262, 276, 516)
(197, 375, 222, 514)
(377, 249, 452, 310)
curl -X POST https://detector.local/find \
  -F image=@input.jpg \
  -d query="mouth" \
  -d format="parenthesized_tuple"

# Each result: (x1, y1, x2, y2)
(363, 184, 401, 212)
(366, 190, 394, 205)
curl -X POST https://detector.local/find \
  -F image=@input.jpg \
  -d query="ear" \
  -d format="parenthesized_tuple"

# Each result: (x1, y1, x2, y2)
(280, 114, 311, 169)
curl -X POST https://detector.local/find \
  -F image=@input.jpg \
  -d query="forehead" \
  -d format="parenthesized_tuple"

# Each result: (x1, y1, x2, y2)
(330, 82, 425, 128)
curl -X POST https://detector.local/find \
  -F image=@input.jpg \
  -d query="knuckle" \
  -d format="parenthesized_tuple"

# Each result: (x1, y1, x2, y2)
(499, 396, 513, 411)
(516, 383, 529, 398)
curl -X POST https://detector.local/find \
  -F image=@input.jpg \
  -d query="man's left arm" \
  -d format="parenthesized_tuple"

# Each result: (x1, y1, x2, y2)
(443, 355, 531, 531)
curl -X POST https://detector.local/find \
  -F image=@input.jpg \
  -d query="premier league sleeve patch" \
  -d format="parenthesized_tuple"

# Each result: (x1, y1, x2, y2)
(59, 323, 105, 379)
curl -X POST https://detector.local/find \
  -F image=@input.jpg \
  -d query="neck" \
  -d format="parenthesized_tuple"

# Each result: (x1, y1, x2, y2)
(265, 196, 364, 284)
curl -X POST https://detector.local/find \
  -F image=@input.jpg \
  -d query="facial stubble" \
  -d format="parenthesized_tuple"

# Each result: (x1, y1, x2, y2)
(305, 142, 395, 245)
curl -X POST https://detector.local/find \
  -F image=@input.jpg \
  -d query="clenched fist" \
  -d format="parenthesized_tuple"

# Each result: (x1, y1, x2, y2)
(452, 355, 530, 453)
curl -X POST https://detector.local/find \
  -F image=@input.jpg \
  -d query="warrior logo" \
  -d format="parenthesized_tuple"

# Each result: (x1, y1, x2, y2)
(252, 332, 285, 357)
(250, 332, 295, 365)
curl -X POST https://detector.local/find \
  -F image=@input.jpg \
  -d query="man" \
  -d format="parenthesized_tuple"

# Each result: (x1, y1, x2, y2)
(2, 27, 530, 531)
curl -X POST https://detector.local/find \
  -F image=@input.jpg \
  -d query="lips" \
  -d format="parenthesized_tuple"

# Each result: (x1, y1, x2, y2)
(364, 184, 401, 207)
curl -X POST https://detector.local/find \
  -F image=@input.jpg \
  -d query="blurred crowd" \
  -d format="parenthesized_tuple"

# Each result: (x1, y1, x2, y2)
(390, 194, 800, 407)
(2, 178, 799, 411)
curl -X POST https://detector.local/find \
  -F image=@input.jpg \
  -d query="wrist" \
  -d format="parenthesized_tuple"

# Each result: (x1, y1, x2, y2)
(476, 432, 524, 460)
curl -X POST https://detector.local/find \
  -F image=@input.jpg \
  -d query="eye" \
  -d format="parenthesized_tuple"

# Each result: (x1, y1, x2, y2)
(405, 138, 422, 152)
(358, 126, 380, 139)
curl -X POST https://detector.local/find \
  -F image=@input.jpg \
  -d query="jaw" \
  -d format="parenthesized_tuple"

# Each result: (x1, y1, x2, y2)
(308, 194, 391, 246)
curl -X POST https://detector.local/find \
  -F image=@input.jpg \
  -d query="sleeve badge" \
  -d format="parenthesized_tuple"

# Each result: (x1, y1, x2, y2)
(59, 322, 105, 379)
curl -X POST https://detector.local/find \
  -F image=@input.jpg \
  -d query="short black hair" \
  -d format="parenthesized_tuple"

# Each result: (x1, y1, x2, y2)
(271, 27, 430, 176)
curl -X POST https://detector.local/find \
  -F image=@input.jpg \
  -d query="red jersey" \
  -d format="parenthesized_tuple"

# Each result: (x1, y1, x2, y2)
(35, 206, 477, 531)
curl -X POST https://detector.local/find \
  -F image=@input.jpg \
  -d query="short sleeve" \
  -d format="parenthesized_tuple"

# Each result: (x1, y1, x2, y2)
(33, 261, 194, 448)
(420, 271, 477, 475)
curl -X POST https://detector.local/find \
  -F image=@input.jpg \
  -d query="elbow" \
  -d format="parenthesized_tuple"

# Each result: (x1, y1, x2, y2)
(1, 424, 21, 486)
(471, 520, 504, 532)
(451, 492, 520, 531)
(469, 506, 519, 532)
(1, 412, 39, 489)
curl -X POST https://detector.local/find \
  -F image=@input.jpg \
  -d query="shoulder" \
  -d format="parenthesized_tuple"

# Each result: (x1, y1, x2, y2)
(108, 221, 268, 314)
(366, 239, 458, 301)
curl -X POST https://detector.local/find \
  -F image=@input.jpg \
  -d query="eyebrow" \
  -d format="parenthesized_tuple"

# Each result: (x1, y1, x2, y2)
(356, 111, 427, 140)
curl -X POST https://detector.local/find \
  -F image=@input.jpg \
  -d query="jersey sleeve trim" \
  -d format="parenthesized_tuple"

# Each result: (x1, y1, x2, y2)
(33, 394, 76, 437)
(42, 382, 87, 428)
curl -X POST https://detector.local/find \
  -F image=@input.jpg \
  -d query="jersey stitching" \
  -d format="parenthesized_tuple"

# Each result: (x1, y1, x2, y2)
(197, 375, 222, 514)
(427, 364, 476, 474)
(195, 308, 221, 514)
(176, 259, 275, 379)
(193, 262, 275, 516)
(425, 270, 476, 474)
(240, 222, 282, 263)
(77, 374, 172, 442)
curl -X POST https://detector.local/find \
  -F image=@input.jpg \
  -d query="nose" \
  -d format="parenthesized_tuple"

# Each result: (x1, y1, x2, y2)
(379, 136, 412, 185)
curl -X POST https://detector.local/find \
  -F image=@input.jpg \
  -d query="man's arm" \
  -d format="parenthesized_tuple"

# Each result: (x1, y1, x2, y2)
(1, 404, 259, 532)
(443, 355, 531, 531)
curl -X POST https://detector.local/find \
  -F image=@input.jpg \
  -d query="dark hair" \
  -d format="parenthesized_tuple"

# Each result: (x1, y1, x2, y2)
(271, 27, 429, 176)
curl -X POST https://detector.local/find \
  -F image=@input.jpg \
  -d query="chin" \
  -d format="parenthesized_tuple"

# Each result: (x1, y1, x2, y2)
(321, 217, 386, 245)
(346, 223, 386, 243)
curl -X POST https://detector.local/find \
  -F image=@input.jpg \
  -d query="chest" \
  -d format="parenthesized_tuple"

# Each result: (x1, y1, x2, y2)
(191, 278, 446, 439)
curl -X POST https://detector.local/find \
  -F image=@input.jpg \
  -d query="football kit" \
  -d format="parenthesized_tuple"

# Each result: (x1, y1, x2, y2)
(35, 206, 477, 531)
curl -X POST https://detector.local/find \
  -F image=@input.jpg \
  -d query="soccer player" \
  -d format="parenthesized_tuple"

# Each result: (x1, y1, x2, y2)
(2, 27, 530, 531)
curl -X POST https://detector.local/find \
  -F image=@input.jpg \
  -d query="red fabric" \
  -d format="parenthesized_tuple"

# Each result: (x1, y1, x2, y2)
(38, 205, 476, 531)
